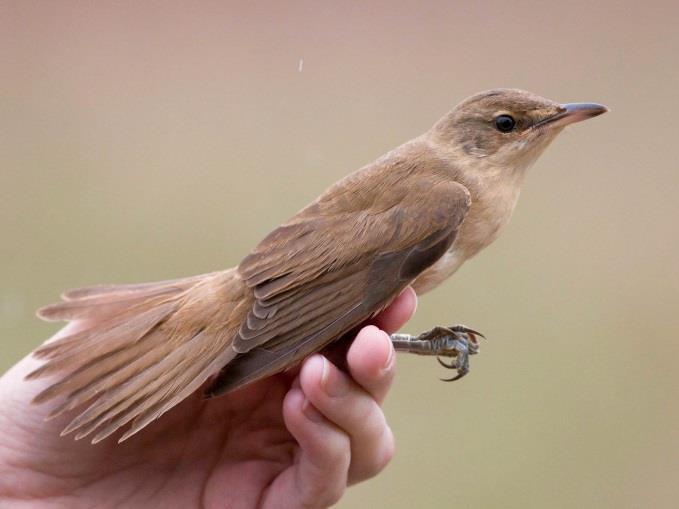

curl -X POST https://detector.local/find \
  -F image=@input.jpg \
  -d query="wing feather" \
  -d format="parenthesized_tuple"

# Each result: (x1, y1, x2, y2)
(207, 179, 471, 395)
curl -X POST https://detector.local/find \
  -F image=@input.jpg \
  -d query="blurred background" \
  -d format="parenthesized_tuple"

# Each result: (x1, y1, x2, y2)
(1, 1, 677, 507)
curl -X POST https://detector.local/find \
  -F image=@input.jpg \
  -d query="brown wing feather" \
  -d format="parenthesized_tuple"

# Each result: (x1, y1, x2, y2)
(207, 179, 470, 396)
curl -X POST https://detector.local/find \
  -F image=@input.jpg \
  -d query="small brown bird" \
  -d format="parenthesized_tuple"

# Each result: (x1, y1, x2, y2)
(28, 89, 607, 444)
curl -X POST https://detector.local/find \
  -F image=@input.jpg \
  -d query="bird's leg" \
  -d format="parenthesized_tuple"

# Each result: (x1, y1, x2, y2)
(390, 325, 484, 381)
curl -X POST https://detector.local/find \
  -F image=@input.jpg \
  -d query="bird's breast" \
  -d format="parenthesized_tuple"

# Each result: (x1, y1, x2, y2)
(411, 248, 466, 294)
(412, 177, 522, 295)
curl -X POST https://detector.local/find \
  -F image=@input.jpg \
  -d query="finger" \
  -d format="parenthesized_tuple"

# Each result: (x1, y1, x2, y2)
(263, 387, 350, 509)
(371, 286, 417, 334)
(346, 325, 395, 405)
(300, 354, 394, 485)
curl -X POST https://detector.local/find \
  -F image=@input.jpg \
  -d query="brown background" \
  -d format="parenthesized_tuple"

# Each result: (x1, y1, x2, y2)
(1, 2, 678, 507)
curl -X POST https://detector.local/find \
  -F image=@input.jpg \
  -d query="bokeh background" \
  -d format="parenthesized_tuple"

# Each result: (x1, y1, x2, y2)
(2, 1, 678, 507)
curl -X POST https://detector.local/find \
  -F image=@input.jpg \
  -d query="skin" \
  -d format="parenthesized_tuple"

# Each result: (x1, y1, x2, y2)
(0, 288, 416, 509)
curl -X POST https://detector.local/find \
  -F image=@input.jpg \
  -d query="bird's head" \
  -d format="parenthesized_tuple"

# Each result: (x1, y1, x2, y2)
(432, 89, 608, 174)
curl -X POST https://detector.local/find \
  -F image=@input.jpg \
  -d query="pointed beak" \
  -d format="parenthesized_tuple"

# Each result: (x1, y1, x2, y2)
(535, 102, 609, 129)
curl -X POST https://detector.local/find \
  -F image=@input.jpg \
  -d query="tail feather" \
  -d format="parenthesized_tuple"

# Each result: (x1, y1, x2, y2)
(103, 342, 236, 444)
(32, 298, 174, 360)
(38, 289, 178, 322)
(28, 301, 178, 380)
(29, 270, 243, 443)
(34, 328, 169, 409)
(60, 273, 216, 301)
(62, 331, 236, 443)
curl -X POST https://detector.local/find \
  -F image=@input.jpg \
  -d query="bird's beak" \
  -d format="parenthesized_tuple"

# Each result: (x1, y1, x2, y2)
(535, 102, 609, 130)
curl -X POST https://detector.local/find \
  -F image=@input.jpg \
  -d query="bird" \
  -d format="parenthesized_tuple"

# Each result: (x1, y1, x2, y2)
(27, 89, 607, 444)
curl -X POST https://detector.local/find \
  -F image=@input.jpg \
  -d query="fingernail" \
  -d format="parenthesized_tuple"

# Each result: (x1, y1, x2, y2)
(400, 286, 418, 315)
(320, 356, 349, 398)
(382, 333, 396, 374)
(318, 355, 329, 387)
(302, 398, 324, 423)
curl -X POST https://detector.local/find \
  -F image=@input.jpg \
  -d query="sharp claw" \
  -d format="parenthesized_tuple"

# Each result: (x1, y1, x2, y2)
(450, 325, 486, 340)
(440, 371, 467, 382)
(466, 328, 485, 339)
(437, 356, 456, 369)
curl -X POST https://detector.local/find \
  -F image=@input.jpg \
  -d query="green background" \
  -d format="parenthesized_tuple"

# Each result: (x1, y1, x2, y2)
(2, 2, 677, 507)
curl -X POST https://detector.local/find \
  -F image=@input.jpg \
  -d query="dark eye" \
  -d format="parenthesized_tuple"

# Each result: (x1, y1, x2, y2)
(494, 114, 516, 133)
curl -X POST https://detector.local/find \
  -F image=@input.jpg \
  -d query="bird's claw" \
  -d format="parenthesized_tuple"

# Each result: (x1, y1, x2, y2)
(417, 324, 485, 381)
(449, 324, 484, 352)
(436, 355, 456, 369)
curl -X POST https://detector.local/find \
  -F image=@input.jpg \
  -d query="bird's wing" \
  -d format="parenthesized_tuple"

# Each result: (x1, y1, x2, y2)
(207, 177, 471, 395)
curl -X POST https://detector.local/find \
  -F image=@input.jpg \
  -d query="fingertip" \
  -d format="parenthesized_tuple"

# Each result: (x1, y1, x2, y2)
(268, 385, 351, 509)
(284, 386, 328, 436)
(347, 326, 395, 404)
(372, 286, 417, 333)
(298, 354, 326, 400)
(398, 286, 418, 320)
(282, 387, 305, 426)
(348, 326, 392, 378)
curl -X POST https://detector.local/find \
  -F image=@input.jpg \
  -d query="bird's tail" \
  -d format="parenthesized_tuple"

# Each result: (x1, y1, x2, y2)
(27, 269, 243, 443)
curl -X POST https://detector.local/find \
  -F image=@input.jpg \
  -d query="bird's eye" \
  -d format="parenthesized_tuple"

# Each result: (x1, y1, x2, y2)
(494, 114, 516, 133)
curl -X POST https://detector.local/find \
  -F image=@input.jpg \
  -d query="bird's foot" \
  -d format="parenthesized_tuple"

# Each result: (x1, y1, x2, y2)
(390, 325, 484, 381)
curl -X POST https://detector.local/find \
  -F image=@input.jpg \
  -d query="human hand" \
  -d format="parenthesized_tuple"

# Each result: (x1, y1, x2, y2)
(0, 287, 417, 509)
